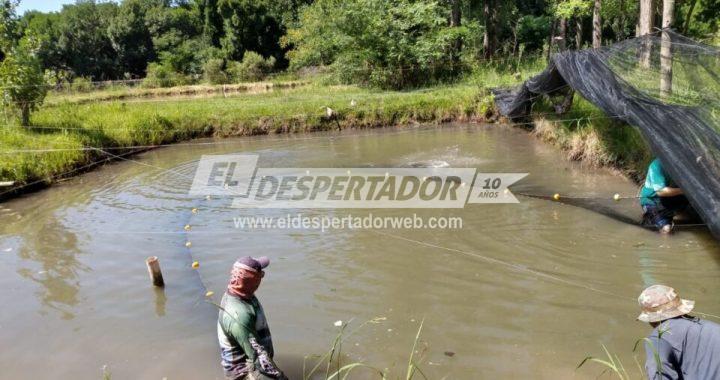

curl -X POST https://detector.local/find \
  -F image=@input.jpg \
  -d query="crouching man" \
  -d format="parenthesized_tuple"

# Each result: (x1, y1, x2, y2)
(218, 256, 287, 380)
(640, 158, 688, 234)
(637, 284, 720, 379)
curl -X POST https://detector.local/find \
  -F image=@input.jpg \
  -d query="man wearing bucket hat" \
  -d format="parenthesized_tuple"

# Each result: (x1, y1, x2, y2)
(217, 256, 287, 380)
(637, 285, 720, 379)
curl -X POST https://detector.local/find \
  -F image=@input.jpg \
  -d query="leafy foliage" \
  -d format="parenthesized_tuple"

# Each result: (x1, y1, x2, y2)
(202, 58, 229, 85)
(143, 62, 190, 88)
(2, 0, 720, 90)
(229, 51, 276, 82)
(285, 0, 470, 89)
(0, 38, 47, 125)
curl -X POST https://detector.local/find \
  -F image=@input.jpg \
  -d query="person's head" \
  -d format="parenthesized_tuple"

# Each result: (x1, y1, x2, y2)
(227, 256, 270, 299)
(637, 284, 694, 327)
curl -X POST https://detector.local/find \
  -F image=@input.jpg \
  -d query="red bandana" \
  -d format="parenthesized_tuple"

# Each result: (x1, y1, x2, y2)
(227, 267, 263, 299)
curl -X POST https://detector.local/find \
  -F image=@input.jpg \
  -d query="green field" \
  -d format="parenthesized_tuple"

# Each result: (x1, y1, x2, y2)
(0, 57, 651, 194)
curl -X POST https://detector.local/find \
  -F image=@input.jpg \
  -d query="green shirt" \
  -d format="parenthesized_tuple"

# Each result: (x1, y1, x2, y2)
(640, 159, 674, 206)
(217, 293, 274, 377)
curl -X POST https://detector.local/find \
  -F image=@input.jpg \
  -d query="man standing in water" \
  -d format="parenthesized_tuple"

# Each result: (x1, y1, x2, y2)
(637, 284, 720, 379)
(217, 256, 286, 380)
(640, 158, 687, 233)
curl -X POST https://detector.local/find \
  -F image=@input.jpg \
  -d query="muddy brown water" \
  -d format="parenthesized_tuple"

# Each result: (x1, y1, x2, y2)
(1, 124, 719, 379)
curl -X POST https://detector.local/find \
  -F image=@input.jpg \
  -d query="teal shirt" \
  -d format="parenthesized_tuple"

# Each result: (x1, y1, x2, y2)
(640, 159, 673, 206)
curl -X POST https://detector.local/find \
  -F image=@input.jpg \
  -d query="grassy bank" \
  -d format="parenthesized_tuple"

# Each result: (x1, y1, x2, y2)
(43, 81, 308, 106)
(1, 82, 485, 190)
(529, 95, 652, 180)
(0, 56, 652, 197)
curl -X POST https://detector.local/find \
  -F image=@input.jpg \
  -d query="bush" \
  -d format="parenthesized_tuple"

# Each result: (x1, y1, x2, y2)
(285, 0, 469, 89)
(229, 52, 275, 82)
(70, 76, 93, 93)
(142, 63, 190, 88)
(203, 58, 229, 85)
(43, 69, 72, 89)
(0, 45, 47, 126)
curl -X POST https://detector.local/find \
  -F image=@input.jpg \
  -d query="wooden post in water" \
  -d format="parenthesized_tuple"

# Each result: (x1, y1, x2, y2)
(146, 256, 165, 287)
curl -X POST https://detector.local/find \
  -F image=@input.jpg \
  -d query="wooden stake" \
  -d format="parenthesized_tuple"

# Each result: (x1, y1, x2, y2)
(146, 256, 165, 287)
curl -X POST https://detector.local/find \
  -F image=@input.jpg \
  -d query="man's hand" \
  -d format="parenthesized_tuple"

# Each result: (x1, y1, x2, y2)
(657, 187, 683, 197)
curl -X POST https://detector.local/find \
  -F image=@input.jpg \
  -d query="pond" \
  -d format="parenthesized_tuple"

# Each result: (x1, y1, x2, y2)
(1, 124, 719, 379)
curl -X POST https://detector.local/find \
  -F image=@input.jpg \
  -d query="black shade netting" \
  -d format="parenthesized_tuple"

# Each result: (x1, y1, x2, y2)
(494, 30, 720, 239)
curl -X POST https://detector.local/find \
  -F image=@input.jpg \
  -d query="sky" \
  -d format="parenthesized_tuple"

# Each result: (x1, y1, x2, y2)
(17, 0, 74, 13)
(16, 0, 111, 14)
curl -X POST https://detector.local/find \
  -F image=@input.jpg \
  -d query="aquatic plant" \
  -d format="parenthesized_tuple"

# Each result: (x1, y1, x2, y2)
(577, 333, 666, 379)
(303, 317, 428, 380)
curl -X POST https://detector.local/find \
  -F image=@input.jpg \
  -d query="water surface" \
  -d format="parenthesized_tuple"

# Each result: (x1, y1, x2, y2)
(1, 124, 718, 379)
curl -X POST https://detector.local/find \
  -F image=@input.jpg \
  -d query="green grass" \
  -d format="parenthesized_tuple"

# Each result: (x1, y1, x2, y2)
(531, 95, 652, 180)
(0, 55, 650, 193)
(0, 79, 490, 187)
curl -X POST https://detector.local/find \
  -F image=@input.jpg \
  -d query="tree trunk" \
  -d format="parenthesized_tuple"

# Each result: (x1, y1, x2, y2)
(638, 0, 654, 36)
(618, 0, 626, 40)
(592, 0, 602, 48)
(483, 0, 495, 59)
(639, 0, 654, 67)
(660, 0, 674, 98)
(575, 17, 583, 49)
(450, 0, 462, 64)
(21, 105, 30, 126)
(491, 3, 499, 54)
(558, 18, 567, 51)
(547, 19, 557, 61)
(682, 0, 698, 34)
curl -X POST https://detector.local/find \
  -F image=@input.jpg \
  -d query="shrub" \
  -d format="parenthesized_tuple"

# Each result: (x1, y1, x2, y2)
(0, 45, 47, 126)
(142, 63, 189, 88)
(229, 52, 275, 82)
(70, 76, 93, 92)
(285, 0, 469, 89)
(43, 69, 72, 89)
(203, 58, 229, 85)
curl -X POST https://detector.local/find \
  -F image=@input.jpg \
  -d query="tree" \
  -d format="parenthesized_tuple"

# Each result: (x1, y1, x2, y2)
(285, 0, 468, 89)
(107, 0, 155, 77)
(19, 11, 64, 79)
(0, 0, 19, 59)
(199, 0, 223, 46)
(217, 0, 285, 64)
(449, 0, 462, 64)
(0, 0, 46, 126)
(660, 0, 674, 97)
(146, 2, 207, 76)
(483, 0, 495, 58)
(682, 0, 697, 34)
(553, 0, 593, 49)
(0, 38, 48, 126)
(638, 0, 654, 67)
(55, 1, 120, 79)
(638, 0, 654, 36)
(592, 0, 601, 48)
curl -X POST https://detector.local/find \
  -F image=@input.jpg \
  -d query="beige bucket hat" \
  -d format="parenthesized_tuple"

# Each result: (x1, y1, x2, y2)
(637, 285, 695, 323)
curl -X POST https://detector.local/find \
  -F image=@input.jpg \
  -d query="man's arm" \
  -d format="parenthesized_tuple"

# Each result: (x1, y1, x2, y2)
(647, 161, 683, 197)
(645, 337, 680, 380)
(227, 312, 260, 362)
(656, 187, 683, 197)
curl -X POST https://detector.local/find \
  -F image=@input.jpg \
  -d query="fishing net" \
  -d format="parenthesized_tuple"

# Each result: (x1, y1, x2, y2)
(494, 30, 720, 239)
